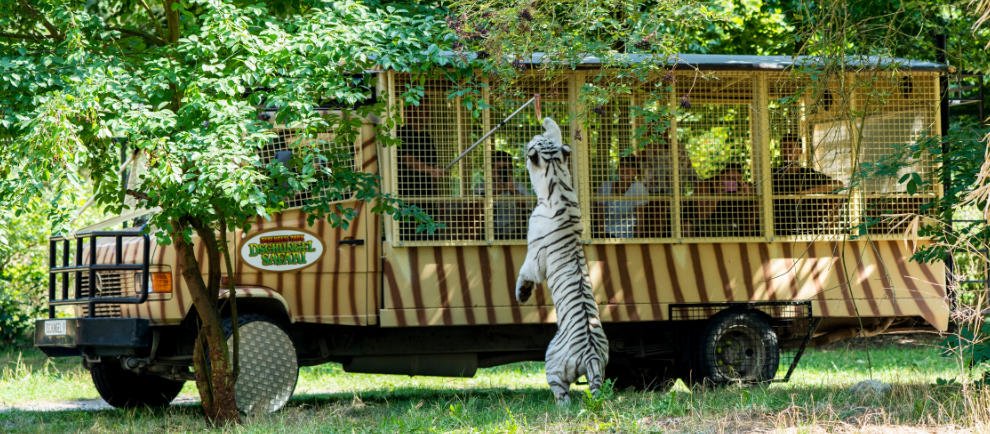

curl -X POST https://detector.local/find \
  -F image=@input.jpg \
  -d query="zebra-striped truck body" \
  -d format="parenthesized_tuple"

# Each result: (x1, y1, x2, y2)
(38, 54, 949, 407)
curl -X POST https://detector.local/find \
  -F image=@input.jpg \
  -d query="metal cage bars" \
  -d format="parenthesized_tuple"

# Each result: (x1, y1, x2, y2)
(385, 70, 941, 246)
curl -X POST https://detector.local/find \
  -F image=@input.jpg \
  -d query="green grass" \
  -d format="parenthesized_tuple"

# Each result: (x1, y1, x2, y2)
(0, 336, 985, 432)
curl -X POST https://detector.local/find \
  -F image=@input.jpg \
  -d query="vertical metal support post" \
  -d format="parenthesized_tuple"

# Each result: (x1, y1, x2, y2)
(115, 235, 123, 265)
(669, 76, 682, 240)
(48, 240, 56, 318)
(755, 73, 774, 240)
(141, 235, 151, 298)
(88, 236, 97, 317)
(572, 72, 592, 240)
(935, 33, 956, 312)
(73, 238, 82, 303)
(482, 78, 494, 243)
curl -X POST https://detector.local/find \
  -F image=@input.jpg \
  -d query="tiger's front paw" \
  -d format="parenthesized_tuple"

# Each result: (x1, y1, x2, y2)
(515, 280, 534, 303)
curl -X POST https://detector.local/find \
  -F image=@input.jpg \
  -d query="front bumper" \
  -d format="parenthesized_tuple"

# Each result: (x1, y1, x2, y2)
(34, 318, 151, 357)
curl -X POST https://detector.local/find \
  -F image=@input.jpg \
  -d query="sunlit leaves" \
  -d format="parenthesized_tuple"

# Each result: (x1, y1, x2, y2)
(0, 1, 457, 246)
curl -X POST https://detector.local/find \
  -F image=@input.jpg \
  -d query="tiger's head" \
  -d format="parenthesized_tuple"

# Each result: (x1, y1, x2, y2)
(525, 117, 573, 201)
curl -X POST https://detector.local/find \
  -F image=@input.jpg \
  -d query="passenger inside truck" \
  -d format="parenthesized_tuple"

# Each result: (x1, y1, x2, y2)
(595, 155, 649, 238)
(685, 162, 759, 237)
(771, 133, 845, 235)
(397, 98, 445, 240)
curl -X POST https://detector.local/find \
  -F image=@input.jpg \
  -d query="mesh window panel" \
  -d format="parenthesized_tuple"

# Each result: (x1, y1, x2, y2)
(394, 74, 483, 242)
(675, 72, 760, 239)
(260, 128, 358, 209)
(585, 76, 674, 240)
(393, 73, 562, 244)
(855, 73, 939, 235)
(768, 74, 850, 238)
(588, 80, 639, 240)
(487, 74, 568, 242)
(633, 80, 677, 239)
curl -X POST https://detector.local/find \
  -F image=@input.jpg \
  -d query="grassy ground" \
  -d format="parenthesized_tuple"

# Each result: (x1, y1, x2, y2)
(0, 334, 985, 432)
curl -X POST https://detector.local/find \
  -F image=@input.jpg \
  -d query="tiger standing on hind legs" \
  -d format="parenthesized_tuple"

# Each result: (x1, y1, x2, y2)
(515, 117, 609, 405)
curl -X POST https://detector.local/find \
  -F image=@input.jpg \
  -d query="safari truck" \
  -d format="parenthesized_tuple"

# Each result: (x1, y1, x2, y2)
(36, 54, 948, 411)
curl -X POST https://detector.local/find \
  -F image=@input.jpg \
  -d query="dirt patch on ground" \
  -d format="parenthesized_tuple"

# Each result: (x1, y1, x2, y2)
(0, 396, 199, 413)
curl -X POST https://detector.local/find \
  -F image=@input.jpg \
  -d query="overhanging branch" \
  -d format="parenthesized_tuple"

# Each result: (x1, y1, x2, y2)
(17, 0, 63, 41)
(110, 26, 167, 45)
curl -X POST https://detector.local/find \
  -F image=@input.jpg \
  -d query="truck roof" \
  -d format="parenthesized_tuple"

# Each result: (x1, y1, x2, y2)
(431, 52, 945, 72)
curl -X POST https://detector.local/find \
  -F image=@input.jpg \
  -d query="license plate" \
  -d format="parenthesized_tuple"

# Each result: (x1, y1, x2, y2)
(44, 320, 67, 337)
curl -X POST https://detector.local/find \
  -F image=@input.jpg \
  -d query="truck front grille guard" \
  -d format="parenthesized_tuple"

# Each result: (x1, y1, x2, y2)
(48, 230, 150, 319)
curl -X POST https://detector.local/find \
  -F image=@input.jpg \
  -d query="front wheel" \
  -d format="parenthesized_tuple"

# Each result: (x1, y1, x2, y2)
(91, 360, 184, 409)
(223, 314, 299, 414)
(698, 310, 779, 386)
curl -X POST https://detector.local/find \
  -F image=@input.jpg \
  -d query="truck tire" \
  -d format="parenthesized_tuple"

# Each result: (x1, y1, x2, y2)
(91, 360, 184, 409)
(223, 314, 298, 414)
(698, 310, 778, 386)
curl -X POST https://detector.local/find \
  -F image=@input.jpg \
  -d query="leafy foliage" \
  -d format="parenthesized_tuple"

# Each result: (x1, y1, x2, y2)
(0, 0, 463, 423)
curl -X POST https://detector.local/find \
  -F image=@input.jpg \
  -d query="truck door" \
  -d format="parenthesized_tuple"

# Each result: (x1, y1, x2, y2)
(234, 121, 378, 325)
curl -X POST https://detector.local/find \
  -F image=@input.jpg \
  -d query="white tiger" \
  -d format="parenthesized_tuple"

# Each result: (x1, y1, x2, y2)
(515, 117, 609, 404)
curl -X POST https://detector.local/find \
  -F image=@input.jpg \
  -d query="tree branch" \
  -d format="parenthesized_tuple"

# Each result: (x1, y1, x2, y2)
(110, 26, 167, 45)
(164, 0, 182, 111)
(138, 0, 166, 42)
(164, 0, 179, 44)
(17, 0, 63, 41)
(0, 31, 45, 41)
(126, 189, 150, 201)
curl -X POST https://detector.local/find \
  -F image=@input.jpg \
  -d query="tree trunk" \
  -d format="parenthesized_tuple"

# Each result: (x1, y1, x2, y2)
(173, 220, 240, 425)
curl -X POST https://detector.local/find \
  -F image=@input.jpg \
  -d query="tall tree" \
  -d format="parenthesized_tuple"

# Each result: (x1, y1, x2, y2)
(0, 0, 454, 424)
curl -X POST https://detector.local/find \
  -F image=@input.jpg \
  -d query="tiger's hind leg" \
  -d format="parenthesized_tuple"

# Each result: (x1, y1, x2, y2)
(546, 371, 572, 405)
(585, 356, 606, 398)
(545, 336, 575, 405)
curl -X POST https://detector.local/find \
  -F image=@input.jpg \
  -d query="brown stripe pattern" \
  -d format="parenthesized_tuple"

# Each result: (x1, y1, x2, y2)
(94, 118, 948, 334)
(379, 240, 948, 331)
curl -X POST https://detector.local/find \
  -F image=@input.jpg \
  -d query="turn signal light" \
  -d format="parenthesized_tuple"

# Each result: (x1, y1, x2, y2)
(151, 272, 173, 293)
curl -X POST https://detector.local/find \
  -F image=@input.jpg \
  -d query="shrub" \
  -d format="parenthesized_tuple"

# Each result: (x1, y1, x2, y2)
(0, 260, 46, 345)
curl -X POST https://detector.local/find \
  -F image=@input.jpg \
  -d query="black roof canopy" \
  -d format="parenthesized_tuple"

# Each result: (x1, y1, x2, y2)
(434, 52, 945, 72)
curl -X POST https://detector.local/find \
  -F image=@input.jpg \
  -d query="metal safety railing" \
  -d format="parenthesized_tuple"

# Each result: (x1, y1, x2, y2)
(48, 230, 150, 319)
(669, 300, 819, 383)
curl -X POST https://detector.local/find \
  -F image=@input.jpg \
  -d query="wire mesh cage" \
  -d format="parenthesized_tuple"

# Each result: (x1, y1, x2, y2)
(586, 78, 648, 240)
(260, 126, 360, 209)
(676, 71, 761, 239)
(388, 67, 941, 245)
(857, 73, 939, 235)
(768, 73, 851, 238)
(670, 301, 817, 382)
(392, 73, 569, 244)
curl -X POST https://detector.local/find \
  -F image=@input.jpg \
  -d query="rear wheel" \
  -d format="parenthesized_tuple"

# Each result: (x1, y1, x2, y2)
(91, 360, 184, 409)
(698, 311, 778, 386)
(223, 314, 298, 414)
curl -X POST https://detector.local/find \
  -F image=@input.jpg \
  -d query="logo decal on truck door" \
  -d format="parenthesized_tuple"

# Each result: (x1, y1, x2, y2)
(240, 229, 324, 272)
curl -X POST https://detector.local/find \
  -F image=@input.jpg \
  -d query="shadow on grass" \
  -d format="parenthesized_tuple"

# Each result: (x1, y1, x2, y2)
(289, 384, 554, 406)
(0, 381, 975, 432)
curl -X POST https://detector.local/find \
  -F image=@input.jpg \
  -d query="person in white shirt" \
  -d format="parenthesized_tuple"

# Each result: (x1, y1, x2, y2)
(597, 155, 648, 238)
